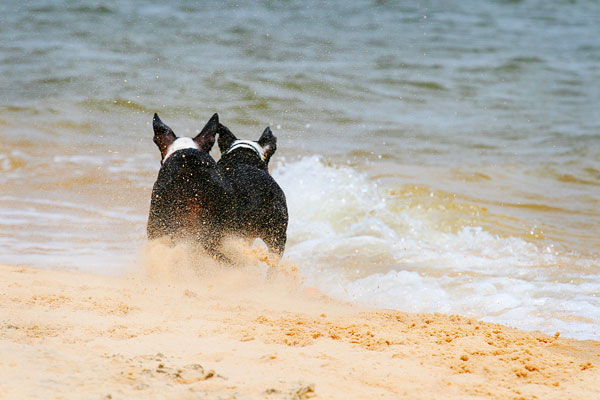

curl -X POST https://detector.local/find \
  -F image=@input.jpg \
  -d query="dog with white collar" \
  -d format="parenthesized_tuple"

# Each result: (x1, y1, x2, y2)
(147, 113, 233, 260)
(217, 122, 288, 256)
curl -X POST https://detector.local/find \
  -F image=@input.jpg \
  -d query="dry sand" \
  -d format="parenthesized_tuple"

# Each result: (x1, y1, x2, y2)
(1, 243, 599, 399)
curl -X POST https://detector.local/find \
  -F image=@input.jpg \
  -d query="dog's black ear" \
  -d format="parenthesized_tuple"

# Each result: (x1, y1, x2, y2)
(153, 113, 177, 159)
(258, 127, 277, 164)
(194, 113, 219, 152)
(217, 123, 237, 153)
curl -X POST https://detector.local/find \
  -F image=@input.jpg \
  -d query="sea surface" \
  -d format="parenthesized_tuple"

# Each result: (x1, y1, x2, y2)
(1, 0, 599, 339)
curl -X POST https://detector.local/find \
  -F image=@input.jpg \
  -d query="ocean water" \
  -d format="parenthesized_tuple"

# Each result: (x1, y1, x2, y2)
(1, 0, 599, 339)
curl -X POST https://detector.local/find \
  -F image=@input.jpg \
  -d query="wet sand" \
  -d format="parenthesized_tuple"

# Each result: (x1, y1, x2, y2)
(1, 261, 599, 399)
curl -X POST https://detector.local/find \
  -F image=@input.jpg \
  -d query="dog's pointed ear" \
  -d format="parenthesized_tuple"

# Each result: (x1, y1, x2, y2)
(194, 113, 219, 152)
(217, 122, 237, 153)
(258, 127, 277, 164)
(153, 113, 177, 158)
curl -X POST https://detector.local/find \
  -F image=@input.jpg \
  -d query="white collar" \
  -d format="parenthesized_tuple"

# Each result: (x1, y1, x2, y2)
(224, 140, 265, 161)
(162, 137, 199, 164)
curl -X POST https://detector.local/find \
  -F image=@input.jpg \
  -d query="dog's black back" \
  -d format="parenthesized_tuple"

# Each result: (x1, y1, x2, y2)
(217, 123, 288, 256)
(147, 113, 233, 258)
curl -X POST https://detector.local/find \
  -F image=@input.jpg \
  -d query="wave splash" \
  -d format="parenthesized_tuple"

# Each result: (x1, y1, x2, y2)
(273, 156, 600, 340)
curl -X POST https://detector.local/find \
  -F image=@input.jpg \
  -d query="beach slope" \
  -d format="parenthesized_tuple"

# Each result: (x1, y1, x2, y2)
(1, 263, 599, 399)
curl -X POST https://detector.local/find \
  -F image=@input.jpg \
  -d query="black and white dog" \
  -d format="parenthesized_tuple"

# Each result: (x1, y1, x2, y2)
(147, 113, 233, 259)
(217, 122, 288, 256)
(147, 113, 288, 260)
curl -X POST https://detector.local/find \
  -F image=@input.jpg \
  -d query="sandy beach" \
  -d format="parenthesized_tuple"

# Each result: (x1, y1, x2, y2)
(1, 245, 599, 400)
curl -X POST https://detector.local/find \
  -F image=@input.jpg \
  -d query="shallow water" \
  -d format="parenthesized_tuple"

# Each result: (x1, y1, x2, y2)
(1, 0, 599, 339)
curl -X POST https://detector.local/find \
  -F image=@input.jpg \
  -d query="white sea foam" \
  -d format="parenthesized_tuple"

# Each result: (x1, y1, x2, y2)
(273, 156, 600, 340)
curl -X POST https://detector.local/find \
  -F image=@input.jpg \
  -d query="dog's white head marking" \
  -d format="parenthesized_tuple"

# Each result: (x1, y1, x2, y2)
(224, 140, 266, 161)
(163, 137, 199, 163)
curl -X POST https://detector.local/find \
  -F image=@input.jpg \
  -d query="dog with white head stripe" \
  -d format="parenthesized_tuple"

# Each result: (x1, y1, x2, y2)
(147, 113, 234, 260)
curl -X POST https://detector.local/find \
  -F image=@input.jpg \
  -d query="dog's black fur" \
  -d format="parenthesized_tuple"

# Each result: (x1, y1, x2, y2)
(217, 123, 288, 256)
(147, 113, 233, 259)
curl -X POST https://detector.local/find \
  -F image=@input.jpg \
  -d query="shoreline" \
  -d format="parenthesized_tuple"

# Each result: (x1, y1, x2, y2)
(1, 263, 599, 399)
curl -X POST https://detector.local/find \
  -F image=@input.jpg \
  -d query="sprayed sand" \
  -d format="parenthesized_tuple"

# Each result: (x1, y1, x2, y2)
(1, 244, 599, 399)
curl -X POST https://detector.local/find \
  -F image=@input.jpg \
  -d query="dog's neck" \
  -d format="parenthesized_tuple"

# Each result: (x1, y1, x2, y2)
(219, 148, 268, 171)
(163, 137, 199, 163)
(223, 140, 265, 162)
